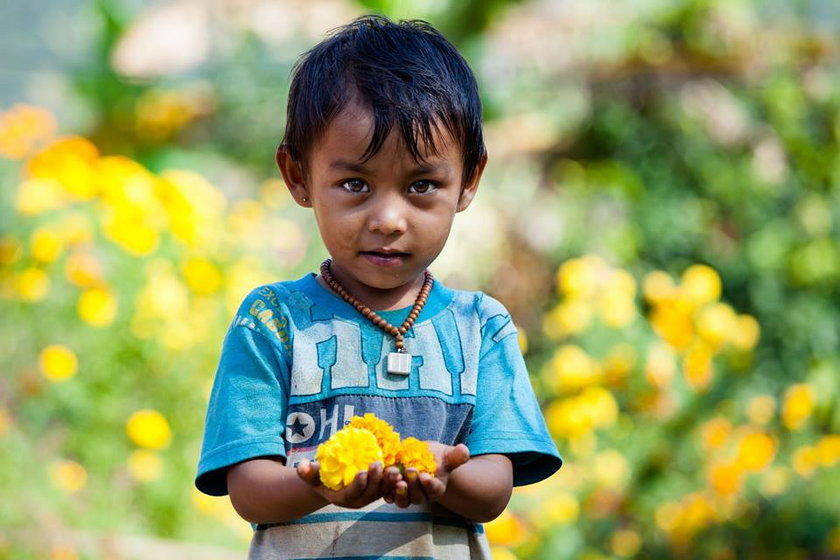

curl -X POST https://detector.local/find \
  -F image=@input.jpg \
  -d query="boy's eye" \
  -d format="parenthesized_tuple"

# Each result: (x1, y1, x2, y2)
(340, 179, 369, 193)
(408, 180, 439, 194)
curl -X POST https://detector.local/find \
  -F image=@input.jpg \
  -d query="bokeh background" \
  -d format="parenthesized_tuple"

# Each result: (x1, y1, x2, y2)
(2, 0, 840, 558)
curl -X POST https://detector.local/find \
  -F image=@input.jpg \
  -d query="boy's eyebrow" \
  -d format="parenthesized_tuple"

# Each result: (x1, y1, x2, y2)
(329, 159, 449, 175)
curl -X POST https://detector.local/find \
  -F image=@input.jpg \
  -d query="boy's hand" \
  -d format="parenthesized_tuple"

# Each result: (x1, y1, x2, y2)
(296, 459, 401, 509)
(390, 442, 470, 509)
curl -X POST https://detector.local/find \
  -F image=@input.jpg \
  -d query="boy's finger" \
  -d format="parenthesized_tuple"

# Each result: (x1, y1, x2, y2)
(405, 469, 426, 504)
(443, 444, 470, 472)
(297, 459, 320, 485)
(393, 481, 410, 508)
(380, 466, 401, 496)
(419, 472, 444, 500)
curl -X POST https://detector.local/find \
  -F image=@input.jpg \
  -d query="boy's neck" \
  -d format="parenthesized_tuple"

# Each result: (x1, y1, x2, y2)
(315, 267, 428, 312)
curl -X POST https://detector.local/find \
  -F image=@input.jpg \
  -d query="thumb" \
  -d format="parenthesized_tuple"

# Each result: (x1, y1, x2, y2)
(442, 443, 470, 472)
(297, 459, 321, 485)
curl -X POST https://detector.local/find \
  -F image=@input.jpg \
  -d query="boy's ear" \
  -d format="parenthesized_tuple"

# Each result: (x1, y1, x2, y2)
(276, 145, 311, 208)
(456, 154, 487, 212)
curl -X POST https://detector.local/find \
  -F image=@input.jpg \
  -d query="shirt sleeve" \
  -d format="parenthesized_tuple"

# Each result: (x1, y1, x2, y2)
(195, 296, 291, 496)
(465, 294, 562, 486)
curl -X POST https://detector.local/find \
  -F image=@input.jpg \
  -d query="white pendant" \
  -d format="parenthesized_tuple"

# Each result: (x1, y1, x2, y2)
(387, 352, 412, 375)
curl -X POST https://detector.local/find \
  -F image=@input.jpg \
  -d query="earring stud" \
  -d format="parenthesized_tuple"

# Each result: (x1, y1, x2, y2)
(302, 196, 308, 203)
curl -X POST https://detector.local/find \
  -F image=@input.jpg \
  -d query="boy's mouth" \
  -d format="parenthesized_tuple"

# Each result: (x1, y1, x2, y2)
(360, 250, 409, 266)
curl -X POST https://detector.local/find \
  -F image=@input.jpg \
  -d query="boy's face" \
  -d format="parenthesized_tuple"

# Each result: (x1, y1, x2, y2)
(278, 98, 484, 305)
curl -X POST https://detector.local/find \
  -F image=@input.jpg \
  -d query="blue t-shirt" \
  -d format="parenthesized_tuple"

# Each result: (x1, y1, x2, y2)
(196, 273, 561, 559)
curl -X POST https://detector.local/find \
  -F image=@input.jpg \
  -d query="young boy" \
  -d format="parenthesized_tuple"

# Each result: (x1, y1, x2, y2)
(196, 15, 561, 559)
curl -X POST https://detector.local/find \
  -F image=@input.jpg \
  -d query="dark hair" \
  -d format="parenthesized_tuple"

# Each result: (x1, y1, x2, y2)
(282, 14, 486, 184)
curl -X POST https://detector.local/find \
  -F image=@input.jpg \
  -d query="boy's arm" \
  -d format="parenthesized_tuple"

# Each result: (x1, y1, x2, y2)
(227, 458, 400, 524)
(393, 444, 513, 523)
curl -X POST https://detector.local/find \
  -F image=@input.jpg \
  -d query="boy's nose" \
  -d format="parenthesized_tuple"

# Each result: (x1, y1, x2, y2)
(367, 194, 408, 235)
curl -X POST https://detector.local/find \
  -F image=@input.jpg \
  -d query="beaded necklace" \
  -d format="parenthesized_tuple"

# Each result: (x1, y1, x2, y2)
(320, 258, 434, 375)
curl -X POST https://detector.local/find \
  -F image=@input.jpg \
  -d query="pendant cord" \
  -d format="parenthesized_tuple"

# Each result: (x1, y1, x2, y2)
(319, 259, 434, 352)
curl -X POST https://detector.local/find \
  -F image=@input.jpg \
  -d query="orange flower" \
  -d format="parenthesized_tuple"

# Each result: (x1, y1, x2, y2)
(397, 437, 437, 475)
(348, 413, 401, 467)
(316, 427, 383, 490)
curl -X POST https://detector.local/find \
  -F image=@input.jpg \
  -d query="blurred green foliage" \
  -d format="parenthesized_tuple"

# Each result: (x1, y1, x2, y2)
(1, 0, 839, 558)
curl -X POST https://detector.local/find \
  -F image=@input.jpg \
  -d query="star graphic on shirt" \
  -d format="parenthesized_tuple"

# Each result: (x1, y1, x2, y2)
(285, 411, 315, 443)
(290, 416, 309, 437)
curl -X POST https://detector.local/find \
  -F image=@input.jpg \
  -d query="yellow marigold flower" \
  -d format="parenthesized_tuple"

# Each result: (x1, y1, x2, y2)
(696, 302, 737, 349)
(782, 383, 814, 431)
(128, 449, 164, 482)
(593, 449, 629, 490)
(542, 299, 592, 339)
(611, 528, 642, 558)
(77, 287, 117, 326)
(683, 343, 714, 392)
(681, 264, 722, 306)
(533, 491, 579, 527)
(16, 267, 50, 301)
(701, 417, 732, 450)
(545, 398, 594, 440)
(30, 227, 64, 263)
(27, 136, 99, 200)
(791, 445, 819, 478)
(65, 251, 103, 288)
(557, 256, 601, 298)
(0, 235, 22, 265)
(0, 104, 56, 159)
(746, 395, 775, 425)
(546, 344, 600, 393)
(735, 430, 776, 472)
(182, 257, 222, 296)
(649, 304, 694, 350)
(708, 460, 743, 496)
(517, 328, 528, 355)
(816, 435, 840, 467)
(485, 510, 527, 547)
(15, 178, 68, 215)
(579, 386, 619, 429)
(159, 170, 227, 250)
(643, 270, 676, 303)
(598, 290, 636, 329)
(645, 342, 676, 389)
(49, 459, 87, 493)
(348, 414, 401, 467)
(55, 212, 94, 246)
(126, 409, 173, 450)
(760, 466, 790, 496)
(488, 547, 518, 560)
(317, 426, 383, 490)
(39, 345, 78, 382)
(603, 343, 636, 386)
(732, 314, 760, 351)
(397, 437, 437, 475)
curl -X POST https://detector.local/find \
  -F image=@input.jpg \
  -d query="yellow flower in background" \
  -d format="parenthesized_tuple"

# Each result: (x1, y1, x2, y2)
(16, 267, 50, 301)
(0, 235, 22, 265)
(546, 344, 601, 393)
(349, 414, 401, 467)
(610, 528, 642, 557)
(701, 417, 732, 450)
(182, 257, 222, 296)
(397, 437, 437, 475)
(598, 289, 636, 329)
(708, 460, 743, 496)
(158, 170, 227, 250)
(27, 136, 99, 200)
(39, 345, 78, 382)
(488, 547, 518, 560)
(791, 445, 819, 477)
(816, 435, 840, 467)
(532, 491, 580, 527)
(731, 314, 760, 351)
(126, 409, 173, 450)
(542, 299, 592, 339)
(642, 270, 676, 303)
(746, 395, 776, 425)
(545, 398, 594, 440)
(485, 509, 527, 547)
(695, 302, 738, 349)
(781, 383, 814, 431)
(557, 256, 603, 298)
(579, 386, 619, 429)
(735, 430, 776, 472)
(316, 427, 383, 490)
(680, 264, 722, 306)
(54, 212, 94, 246)
(645, 342, 676, 389)
(649, 304, 694, 350)
(683, 343, 714, 391)
(0, 104, 56, 159)
(135, 262, 189, 319)
(127, 449, 164, 482)
(760, 466, 790, 496)
(49, 459, 87, 493)
(77, 287, 117, 326)
(30, 227, 65, 263)
(603, 343, 636, 386)
(14, 178, 69, 215)
(593, 449, 630, 490)
(65, 251, 104, 288)
(192, 487, 230, 517)
(517, 328, 528, 355)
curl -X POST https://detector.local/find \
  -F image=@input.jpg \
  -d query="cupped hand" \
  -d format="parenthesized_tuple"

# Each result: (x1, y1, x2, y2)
(296, 459, 402, 509)
(391, 442, 470, 509)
